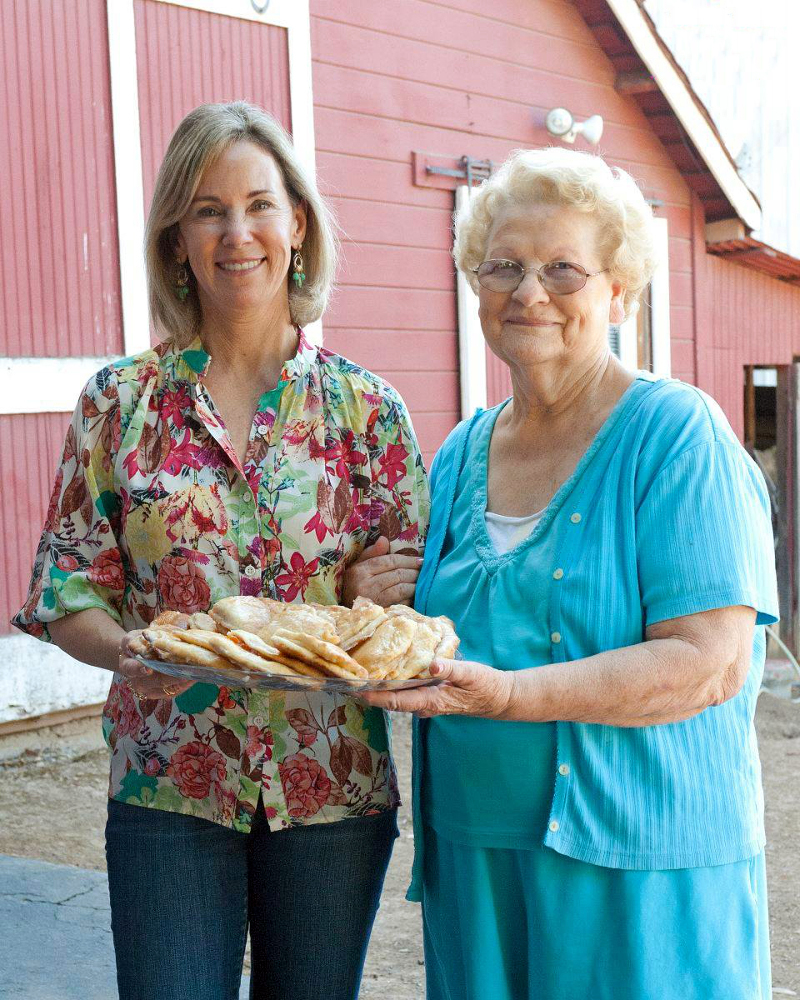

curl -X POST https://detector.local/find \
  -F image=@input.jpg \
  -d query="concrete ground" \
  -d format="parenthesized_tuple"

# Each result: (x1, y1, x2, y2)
(0, 695, 798, 999)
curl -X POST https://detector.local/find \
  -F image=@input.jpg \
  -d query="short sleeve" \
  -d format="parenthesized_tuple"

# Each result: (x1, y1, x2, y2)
(636, 440, 778, 626)
(368, 387, 430, 554)
(11, 369, 126, 641)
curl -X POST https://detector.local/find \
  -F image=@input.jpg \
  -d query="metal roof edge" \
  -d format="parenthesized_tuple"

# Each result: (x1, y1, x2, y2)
(605, 0, 762, 231)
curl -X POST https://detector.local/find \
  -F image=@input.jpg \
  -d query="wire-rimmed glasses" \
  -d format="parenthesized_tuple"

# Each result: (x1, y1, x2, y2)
(472, 259, 608, 295)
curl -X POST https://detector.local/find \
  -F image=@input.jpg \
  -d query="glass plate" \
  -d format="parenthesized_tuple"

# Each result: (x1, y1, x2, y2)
(137, 657, 443, 693)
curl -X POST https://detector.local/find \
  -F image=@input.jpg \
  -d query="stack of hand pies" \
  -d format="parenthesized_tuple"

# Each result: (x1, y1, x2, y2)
(130, 595, 459, 686)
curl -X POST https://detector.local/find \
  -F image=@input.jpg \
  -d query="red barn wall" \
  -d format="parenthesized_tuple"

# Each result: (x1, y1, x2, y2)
(691, 191, 800, 437)
(309, 0, 697, 462)
(1, 0, 122, 636)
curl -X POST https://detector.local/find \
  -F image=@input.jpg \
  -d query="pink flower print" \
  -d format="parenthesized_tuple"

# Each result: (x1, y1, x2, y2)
(275, 552, 320, 602)
(279, 753, 331, 818)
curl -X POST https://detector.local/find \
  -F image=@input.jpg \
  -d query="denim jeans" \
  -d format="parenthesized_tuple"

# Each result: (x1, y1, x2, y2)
(105, 798, 398, 1000)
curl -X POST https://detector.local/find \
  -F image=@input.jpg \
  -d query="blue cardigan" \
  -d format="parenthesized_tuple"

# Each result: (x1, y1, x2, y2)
(408, 374, 778, 901)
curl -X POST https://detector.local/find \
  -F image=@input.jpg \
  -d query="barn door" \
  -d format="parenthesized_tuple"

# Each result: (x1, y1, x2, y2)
(107, 0, 316, 351)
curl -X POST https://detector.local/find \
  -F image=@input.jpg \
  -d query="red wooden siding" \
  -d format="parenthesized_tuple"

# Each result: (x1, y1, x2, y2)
(310, 0, 695, 461)
(0, 0, 122, 358)
(1, 414, 71, 633)
(699, 253, 800, 439)
(133, 0, 291, 211)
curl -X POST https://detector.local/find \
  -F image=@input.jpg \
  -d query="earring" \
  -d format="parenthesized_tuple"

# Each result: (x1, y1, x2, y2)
(175, 261, 190, 302)
(291, 247, 306, 289)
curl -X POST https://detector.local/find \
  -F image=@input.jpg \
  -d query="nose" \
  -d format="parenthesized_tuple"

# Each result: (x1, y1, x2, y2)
(221, 211, 253, 247)
(512, 269, 550, 307)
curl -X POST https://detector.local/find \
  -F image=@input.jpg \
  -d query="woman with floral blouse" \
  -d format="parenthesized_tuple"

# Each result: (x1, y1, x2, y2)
(13, 102, 428, 1000)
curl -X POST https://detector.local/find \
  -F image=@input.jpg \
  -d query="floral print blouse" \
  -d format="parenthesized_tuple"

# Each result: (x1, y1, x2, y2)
(13, 331, 429, 832)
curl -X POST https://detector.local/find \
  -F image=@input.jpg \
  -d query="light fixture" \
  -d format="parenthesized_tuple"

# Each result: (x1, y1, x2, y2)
(545, 108, 604, 145)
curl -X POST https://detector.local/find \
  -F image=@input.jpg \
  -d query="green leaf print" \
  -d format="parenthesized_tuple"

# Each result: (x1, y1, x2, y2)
(152, 784, 190, 813)
(345, 701, 388, 753)
(175, 683, 219, 715)
(96, 490, 120, 518)
(268, 693, 289, 760)
(119, 770, 159, 803)
(239, 775, 261, 800)
(224, 713, 248, 739)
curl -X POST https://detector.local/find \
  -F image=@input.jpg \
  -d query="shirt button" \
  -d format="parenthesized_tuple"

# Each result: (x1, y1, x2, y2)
(551, 631, 561, 644)
(243, 493, 254, 505)
(549, 820, 560, 833)
(552, 568, 564, 580)
(244, 565, 260, 578)
(257, 424, 269, 436)
(253, 716, 264, 727)
(558, 763, 570, 776)
(570, 512, 581, 524)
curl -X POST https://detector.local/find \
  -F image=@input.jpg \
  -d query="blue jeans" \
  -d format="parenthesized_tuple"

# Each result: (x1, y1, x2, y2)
(105, 798, 398, 1000)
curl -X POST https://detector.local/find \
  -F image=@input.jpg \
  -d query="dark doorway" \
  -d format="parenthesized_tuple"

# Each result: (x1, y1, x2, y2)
(744, 365, 796, 654)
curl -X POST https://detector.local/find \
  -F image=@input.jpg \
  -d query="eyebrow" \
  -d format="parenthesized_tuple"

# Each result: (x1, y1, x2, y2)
(191, 189, 276, 203)
(489, 246, 581, 260)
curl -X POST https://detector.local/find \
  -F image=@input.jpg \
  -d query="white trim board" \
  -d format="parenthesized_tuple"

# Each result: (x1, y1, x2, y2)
(0, 357, 117, 415)
(616, 216, 671, 377)
(107, 0, 150, 357)
(649, 216, 671, 378)
(605, 0, 761, 232)
(455, 185, 487, 418)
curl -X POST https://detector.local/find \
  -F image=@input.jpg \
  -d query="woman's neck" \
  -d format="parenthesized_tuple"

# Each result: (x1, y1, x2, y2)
(503, 353, 632, 438)
(198, 298, 298, 389)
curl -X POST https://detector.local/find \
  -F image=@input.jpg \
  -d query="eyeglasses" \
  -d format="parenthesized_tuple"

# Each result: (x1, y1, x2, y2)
(472, 259, 608, 295)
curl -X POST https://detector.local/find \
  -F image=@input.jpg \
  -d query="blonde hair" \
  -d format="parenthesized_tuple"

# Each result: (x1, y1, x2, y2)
(145, 101, 337, 346)
(454, 147, 658, 319)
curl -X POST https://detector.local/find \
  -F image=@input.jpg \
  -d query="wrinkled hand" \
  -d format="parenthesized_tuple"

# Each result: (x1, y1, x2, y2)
(342, 535, 423, 608)
(359, 658, 516, 719)
(118, 630, 193, 700)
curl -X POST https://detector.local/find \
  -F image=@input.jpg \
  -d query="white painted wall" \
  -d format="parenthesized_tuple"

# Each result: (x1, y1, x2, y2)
(0, 635, 110, 726)
(644, 0, 798, 257)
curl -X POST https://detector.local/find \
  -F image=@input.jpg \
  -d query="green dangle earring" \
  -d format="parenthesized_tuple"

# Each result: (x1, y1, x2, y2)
(175, 260, 190, 302)
(291, 247, 306, 289)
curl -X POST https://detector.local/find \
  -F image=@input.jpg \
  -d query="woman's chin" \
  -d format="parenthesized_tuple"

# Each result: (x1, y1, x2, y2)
(490, 336, 565, 369)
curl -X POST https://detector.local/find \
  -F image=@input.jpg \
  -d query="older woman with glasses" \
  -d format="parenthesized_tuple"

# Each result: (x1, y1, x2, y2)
(360, 147, 777, 1000)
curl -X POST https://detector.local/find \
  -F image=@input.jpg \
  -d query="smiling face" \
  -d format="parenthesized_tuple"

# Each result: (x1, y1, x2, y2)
(477, 201, 625, 372)
(175, 140, 306, 326)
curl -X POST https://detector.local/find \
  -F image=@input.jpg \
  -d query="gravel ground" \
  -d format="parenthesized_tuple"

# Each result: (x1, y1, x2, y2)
(0, 695, 798, 997)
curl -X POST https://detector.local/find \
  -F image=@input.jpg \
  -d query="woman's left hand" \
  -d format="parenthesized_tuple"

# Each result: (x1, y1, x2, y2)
(359, 657, 515, 718)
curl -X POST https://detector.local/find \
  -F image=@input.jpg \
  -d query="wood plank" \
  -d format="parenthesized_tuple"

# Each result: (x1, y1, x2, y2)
(315, 108, 690, 204)
(0, 702, 104, 737)
(312, 0, 601, 60)
(312, 16, 623, 107)
(314, 62, 681, 170)
(412, 410, 461, 455)
(325, 329, 458, 373)
(317, 152, 451, 209)
(330, 196, 454, 250)
(326, 286, 457, 332)
(337, 244, 455, 292)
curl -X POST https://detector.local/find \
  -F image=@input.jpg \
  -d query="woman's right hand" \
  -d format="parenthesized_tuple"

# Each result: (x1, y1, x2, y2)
(118, 630, 194, 700)
(342, 536, 424, 608)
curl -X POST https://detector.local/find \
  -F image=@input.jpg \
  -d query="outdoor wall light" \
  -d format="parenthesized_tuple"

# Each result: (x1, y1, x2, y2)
(545, 108, 604, 145)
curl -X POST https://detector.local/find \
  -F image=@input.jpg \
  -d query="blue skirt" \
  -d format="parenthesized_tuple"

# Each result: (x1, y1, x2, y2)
(422, 825, 770, 1000)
